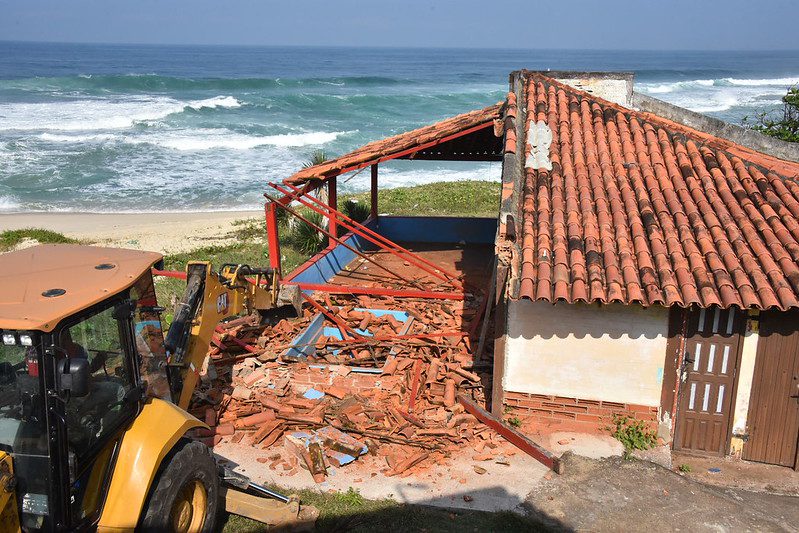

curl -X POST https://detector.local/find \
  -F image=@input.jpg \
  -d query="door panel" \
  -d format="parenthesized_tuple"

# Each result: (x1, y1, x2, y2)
(674, 306, 743, 456)
(743, 310, 799, 469)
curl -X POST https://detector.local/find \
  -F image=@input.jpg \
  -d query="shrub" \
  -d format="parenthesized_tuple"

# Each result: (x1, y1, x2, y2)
(342, 199, 371, 223)
(611, 414, 658, 459)
(288, 208, 325, 255)
(745, 85, 799, 143)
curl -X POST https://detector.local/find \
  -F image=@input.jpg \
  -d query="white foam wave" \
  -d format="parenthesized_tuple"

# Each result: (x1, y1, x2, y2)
(0, 195, 20, 211)
(33, 126, 348, 150)
(185, 96, 242, 110)
(0, 95, 243, 132)
(146, 130, 345, 151)
(39, 133, 118, 143)
(723, 77, 799, 86)
(639, 77, 790, 114)
(643, 79, 715, 94)
(34, 127, 347, 150)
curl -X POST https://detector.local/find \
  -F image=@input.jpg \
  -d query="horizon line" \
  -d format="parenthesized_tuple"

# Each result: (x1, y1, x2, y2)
(2, 39, 798, 54)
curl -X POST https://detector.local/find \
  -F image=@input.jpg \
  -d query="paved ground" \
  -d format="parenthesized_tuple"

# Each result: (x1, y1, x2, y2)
(525, 453, 799, 532)
(215, 439, 550, 513)
(673, 451, 799, 495)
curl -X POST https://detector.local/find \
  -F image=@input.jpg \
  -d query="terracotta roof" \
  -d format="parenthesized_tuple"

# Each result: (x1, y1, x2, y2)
(507, 71, 799, 310)
(285, 103, 504, 184)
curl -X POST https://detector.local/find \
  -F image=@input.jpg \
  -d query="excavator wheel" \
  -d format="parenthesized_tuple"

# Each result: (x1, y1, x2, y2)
(140, 440, 220, 533)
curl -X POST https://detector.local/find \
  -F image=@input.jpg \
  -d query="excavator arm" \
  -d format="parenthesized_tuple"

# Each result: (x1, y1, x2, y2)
(99, 262, 312, 531)
(163, 261, 300, 410)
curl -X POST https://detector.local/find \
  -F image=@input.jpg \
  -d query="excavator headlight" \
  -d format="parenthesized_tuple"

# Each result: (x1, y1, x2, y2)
(1, 334, 15, 346)
(19, 335, 33, 347)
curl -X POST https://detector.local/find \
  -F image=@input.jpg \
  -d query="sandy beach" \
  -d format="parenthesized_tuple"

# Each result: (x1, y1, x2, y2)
(0, 210, 262, 254)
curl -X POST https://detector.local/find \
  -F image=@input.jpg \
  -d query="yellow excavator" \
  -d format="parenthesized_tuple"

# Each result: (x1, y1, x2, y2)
(0, 244, 315, 532)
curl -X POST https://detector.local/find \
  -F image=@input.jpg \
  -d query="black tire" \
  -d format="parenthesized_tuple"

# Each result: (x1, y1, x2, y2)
(140, 440, 220, 533)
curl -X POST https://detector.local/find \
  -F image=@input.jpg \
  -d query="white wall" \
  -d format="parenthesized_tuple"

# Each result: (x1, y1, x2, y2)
(730, 311, 760, 454)
(504, 300, 669, 407)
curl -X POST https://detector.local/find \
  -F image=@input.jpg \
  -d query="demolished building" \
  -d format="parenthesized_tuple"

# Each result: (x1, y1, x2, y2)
(183, 70, 799, 479)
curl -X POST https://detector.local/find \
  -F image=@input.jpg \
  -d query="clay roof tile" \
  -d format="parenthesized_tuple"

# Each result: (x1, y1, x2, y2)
(512, 72, 799, 310)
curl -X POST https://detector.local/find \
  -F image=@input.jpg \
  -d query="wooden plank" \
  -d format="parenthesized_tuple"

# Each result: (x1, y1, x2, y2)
(457, 394, 562, 474)
(223, 488, 317, 530)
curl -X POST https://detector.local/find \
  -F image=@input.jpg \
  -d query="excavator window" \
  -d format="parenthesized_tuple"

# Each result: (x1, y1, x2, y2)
(130, 271, 170, 400)
(57, 302, 138, 525)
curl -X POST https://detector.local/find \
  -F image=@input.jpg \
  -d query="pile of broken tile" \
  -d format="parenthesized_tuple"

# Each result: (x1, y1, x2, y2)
(188, 293, 509, 483)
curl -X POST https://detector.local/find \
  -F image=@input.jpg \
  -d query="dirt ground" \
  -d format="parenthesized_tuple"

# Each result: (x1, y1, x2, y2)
(524, 453, 799, 532)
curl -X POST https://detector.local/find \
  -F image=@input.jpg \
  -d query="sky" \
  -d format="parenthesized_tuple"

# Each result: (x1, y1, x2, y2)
(0, 0, 797, 50)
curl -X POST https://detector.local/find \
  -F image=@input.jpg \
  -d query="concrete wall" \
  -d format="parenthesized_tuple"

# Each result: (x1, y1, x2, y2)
(503, 300, 669, 407)
(633, 93, 799, 163)
(537, 71, 634, 107)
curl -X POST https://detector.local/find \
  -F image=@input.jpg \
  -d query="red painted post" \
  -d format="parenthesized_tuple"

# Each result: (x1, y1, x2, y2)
(370, 164, 378, 220)
(265, 201, 282, 274)
(328, 175, 337, 248)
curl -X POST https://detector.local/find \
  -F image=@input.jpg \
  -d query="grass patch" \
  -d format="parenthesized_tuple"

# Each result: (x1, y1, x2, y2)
(0, 228, 78, 251)
(344, 180, 500, 218)
(221, 485, 542, 532)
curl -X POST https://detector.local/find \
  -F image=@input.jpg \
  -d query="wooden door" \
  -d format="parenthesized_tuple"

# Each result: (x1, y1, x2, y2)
(743, 310, 799, 469)
(674, 306, 744, 456)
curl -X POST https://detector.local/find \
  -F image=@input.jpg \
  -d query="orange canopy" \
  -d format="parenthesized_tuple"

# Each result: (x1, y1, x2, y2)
(0, 244, 163, 332)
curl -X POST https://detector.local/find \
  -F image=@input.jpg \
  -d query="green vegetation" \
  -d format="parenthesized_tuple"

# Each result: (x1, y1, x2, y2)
(286, 208, 325, 255)
(0, 228, 78, 251)
(506, 416, 522, 428)
(341, 198, 371, 223)
(221, 485, 542, 533)
(302, 149, 328, 168)
(745, 85, 799, 143)
(345, 180, 500, 218)
(677, 463, 692, 473)
(610, 415, 658, 460)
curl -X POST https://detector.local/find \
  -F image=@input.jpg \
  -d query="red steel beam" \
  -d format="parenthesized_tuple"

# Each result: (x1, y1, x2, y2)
(273, 182, 462, 288)
(286, 281, 464, 301)
(265, 201, 282, 273)
(457, 394, 562, 474)
(327, 176, 338, 249)
(277, 181, 462, 283)
(265, 192, 420, 288)
(214, 326, 259, 354)
(152, 269, 187, 279)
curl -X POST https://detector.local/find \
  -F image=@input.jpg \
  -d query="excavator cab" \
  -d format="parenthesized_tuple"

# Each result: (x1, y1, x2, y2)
(0, 244, 185, 530)
(0, 244, 312, 532)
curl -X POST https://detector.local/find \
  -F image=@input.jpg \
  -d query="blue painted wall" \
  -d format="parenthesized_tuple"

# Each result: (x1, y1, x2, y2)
(286, 216, 496, 286)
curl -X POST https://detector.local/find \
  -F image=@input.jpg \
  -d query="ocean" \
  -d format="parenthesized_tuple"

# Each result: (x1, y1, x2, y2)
(0, 42, 797, 213)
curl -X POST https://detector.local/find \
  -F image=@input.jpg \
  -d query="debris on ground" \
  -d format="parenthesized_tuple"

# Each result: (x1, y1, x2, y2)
(187, 291, 518, 482)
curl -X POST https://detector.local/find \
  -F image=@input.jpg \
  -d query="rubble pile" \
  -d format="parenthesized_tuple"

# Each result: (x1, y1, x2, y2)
(189, 292, 502, 482)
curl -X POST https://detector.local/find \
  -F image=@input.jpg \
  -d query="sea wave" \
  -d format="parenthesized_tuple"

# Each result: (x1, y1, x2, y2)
(0, 74, 410, 93)
(140, 130, 348, 151)
(37, 128, 349, 150)
(0, 95, 243, 132)
(0, 195, 20, 211)
(722, 76, 799, 86)
(185, 95, 242, 109)
(638, 77, 792, 114)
